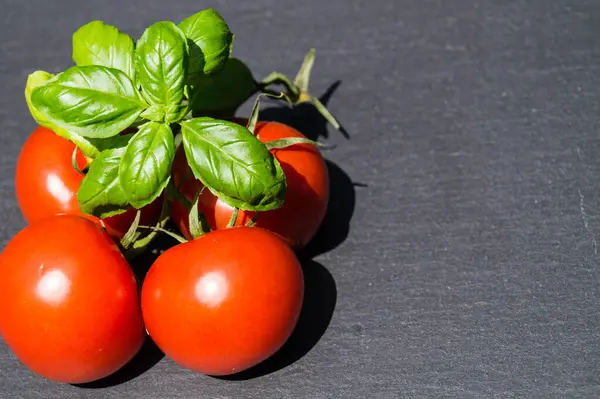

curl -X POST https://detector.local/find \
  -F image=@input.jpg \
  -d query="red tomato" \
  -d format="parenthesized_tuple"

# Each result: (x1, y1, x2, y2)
(15, 126, 163, 240)
(141, 227, 304, 376)
(0, 215, 145, 383)
(171, 120, 329, 248)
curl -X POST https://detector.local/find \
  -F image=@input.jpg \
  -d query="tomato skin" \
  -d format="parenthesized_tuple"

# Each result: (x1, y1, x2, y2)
(141, 227, 304, 376)
(0, 215, 145, 383)
(171, 120, 329, 248)
(15, 126, 163, 240)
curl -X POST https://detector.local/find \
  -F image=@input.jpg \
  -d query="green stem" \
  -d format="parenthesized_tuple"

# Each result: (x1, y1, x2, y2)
(260, 72, 300, 99)
(189, 187, 210, 238)
(130, 215, 170, 250)
(120, 210, 142, 249)
(71, 148, 87, 175)
(123, 202, 174, 260)
(246, 213, 259, 227)
(227, 207, 239, 228)
(247, 92, 285, 134)
(137, 225, 187, 244)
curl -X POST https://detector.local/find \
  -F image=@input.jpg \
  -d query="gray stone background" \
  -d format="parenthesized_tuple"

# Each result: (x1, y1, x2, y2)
(1, 0, 599, 397)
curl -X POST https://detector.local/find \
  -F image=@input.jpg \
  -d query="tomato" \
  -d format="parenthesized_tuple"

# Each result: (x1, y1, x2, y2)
(171, 120, 329, 248)
(141, 227, 304, 375)
(0, 215, 145, 383)
(15, 126, 163, 240)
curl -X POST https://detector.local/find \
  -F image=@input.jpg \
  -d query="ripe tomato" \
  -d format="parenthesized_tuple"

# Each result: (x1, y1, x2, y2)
(171, 120, 329, 248)
(141, 227, 304, 376)
(0, 215, 145, 383)
(15, 126, 162, 240)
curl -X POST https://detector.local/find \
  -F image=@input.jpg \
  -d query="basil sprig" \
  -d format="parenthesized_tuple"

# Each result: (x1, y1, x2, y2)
(26, 8, 286, 218)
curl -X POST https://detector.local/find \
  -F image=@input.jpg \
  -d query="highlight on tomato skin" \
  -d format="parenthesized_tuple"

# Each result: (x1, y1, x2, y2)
(141, 226, 304, 376)
(171, 120, 329, 249)
(15, 126, 163, 240)
(0, 215, 145, 384)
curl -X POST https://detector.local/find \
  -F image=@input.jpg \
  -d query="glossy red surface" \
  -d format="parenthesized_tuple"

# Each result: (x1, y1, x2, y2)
(171, 120, 329, 248)
(0, 215, 145, 383)
(15, 126, 163, 239)
(141, 227, 304, 375)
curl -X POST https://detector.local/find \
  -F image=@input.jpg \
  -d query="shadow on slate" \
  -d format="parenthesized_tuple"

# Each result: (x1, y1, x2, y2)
(216, 260, 337, 380)
(301, 159, 357, 259)
(218, 82, 356, 379)
(262, 81, 358, 259)
(74, 337, 165, 389)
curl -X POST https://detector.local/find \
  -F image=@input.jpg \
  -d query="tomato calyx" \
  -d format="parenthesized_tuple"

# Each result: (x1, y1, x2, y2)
(245, 92, 286, 135)
(246, 94, 325, 152)
(259, 48, 340, 130)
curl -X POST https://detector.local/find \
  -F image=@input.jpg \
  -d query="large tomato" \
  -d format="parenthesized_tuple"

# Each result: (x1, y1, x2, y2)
(171, 120, 329, 248)
(15, 126, 162, 240)
(0, 215, 145, 383)
(141, 227, 304, 376)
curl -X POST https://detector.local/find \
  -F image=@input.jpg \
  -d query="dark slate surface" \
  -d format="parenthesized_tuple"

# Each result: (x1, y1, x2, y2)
(1, 0, 600, 397)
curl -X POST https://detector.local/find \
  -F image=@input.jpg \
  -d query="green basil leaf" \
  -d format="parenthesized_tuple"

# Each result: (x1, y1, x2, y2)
(181, 117, 286, 211)
(31, 65, 146, 139)
(95, 133, 135, 152)
(78, 144, 130, 218)
(72, 20, 135, 78)
(25, 70, 101, 158)
(119, 122, 175, 208)
(136, 21, 188, 110)
(139, 102, 188, 124)
(179, 9, 233, 83)
(189, 58, 256, 116)
(165, 103, 189, 122)
(140, 104, 166, 123)
(25, 70, 56, 123)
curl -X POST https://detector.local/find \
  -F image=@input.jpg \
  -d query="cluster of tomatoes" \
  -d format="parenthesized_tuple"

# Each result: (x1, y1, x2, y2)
(0, 121, 328, 383)
(0, 9, 336, 384)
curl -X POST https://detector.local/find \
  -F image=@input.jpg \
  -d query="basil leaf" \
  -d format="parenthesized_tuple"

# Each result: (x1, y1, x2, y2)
(140, 104, 189, 123)
(25, 70, 101, 158)
(179, 9, 233, 83)
(136, 21, 188, 113)
(119, 122, 175, 208)
(31, 65, 146, 138)
(140, 104, 166, 122)
(95, 133, 135, 152)
(78, 145, 130, 218)
(25, 70, 56, 123)
(72, 20, 135, 78)
(165, 103, 189, 121)
(181, 117, 286, 211)
(189, 58, 256, 116)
